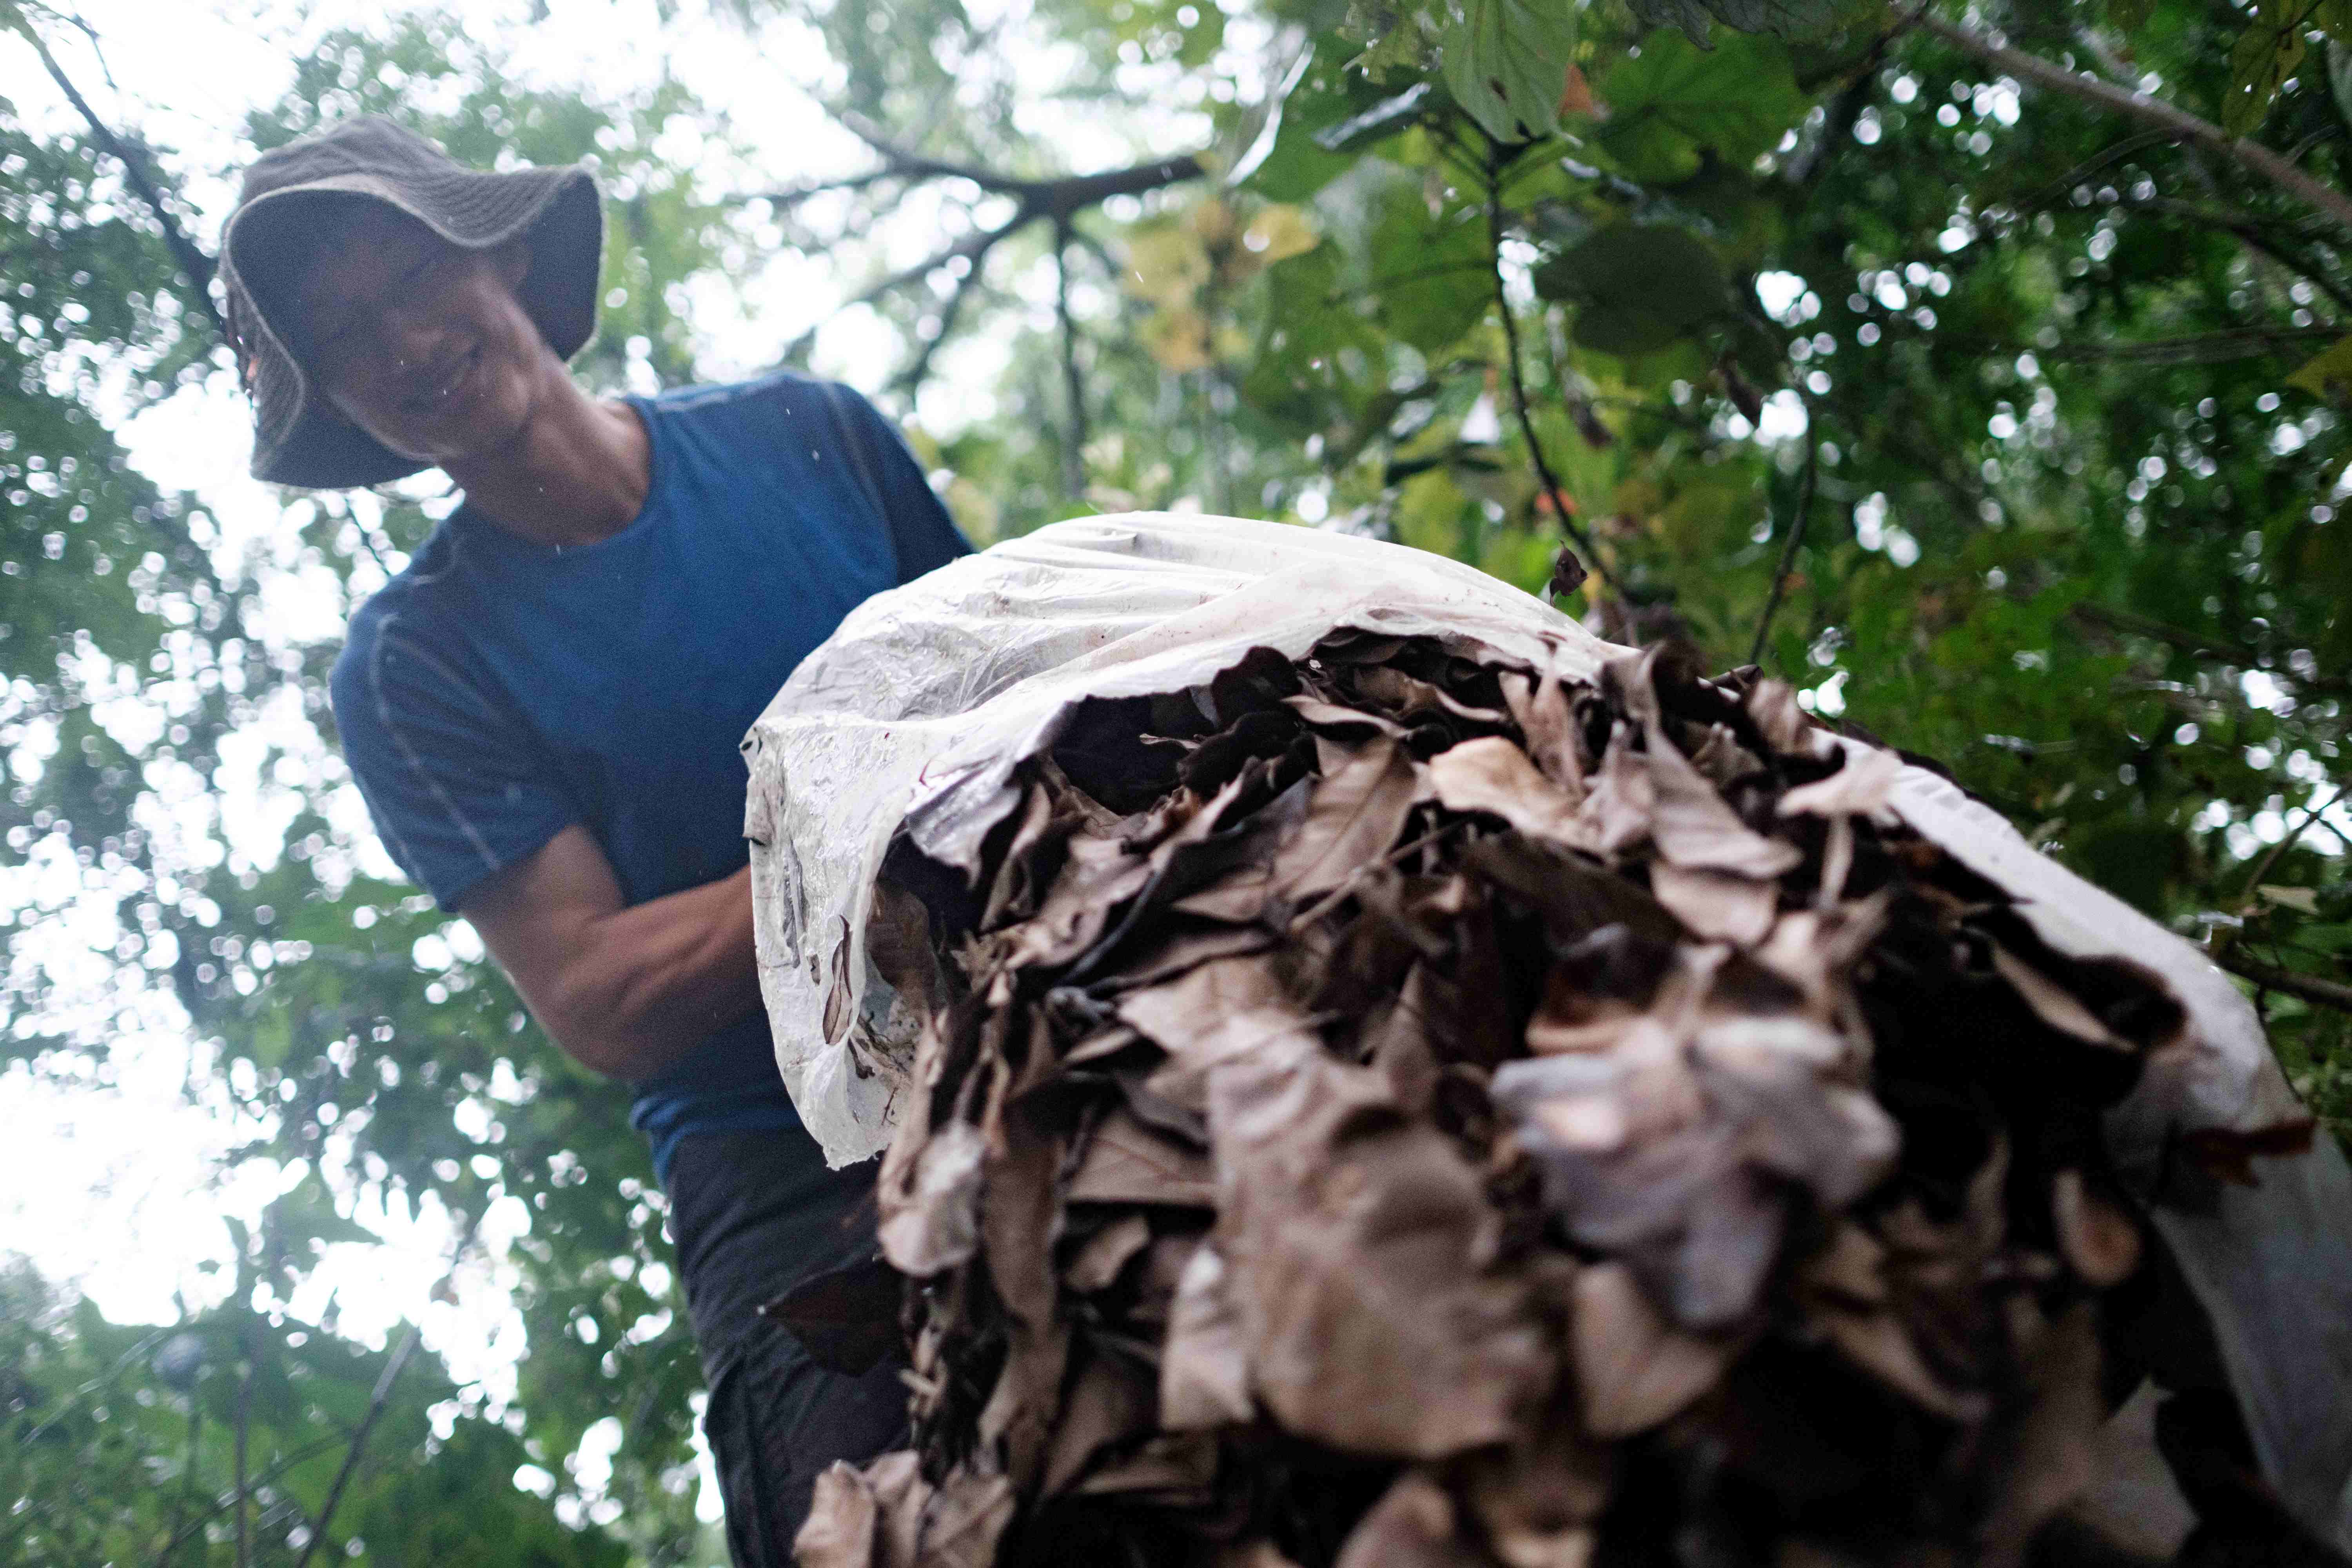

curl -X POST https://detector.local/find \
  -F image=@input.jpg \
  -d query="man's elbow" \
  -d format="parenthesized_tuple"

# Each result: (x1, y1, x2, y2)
(539, 1009, 639, 1078)
(536, 964, 676, 1078)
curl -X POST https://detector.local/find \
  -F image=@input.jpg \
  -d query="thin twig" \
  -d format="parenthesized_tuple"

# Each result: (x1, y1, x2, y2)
(2035, 325, 2342, 364)
(1484, 144, 1613, 596)
(1925, 18, 2352, 239)
(727, 167, 902, 210)
(154, 1404, 203, 1568)
(1749, 416, 1822, 668)
(1054, 219, 1087, 502)
(10, 12, 227, 341)
(2241, 780, 2348, 897)
(152, 1434, 346, 1564)
(769, 125, 1206, 379)
(2069, 602, 2349, 697)
(890, 262, 988, 394)
(232, 1323, 255, 1568)
(2014, 127, 2180, 212)
(2221, 953, 2352, 1013)
(290, 1206, 488, 1568)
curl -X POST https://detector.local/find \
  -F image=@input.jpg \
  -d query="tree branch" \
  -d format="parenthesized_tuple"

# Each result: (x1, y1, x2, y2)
(2221, 954, 2352, 1013)
(768, 123, 1206, 381)
(1751, 417, 1822, 668)
(1924, 17, 2352, 239)
(728, 168, 903, 211)
(889, 261, 987, 394)
(291, 1205, 486, 1568)
(11, 12, 227, 342)
(232, 1324, 255, 1568)
(829, 109, 1207, 216)
(1485, 145, 1613, 598)
(2241, 780, 2348, 896)
(154, 1403, 203, 1568)
(2036, 325, 2343, 364)
(2068, 602, 2349, 697)
(1054, 219, 1086, 502)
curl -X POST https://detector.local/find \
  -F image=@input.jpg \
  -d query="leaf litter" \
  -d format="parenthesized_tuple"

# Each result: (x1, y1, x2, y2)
(792, 636, 2332, 1568)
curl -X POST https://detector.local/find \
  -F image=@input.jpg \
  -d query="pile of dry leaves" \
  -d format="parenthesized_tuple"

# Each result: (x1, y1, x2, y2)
(785, 635, 2331, 1568)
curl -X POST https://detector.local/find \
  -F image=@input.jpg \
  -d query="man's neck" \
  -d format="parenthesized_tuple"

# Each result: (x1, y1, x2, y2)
(444, 373, 652, 548)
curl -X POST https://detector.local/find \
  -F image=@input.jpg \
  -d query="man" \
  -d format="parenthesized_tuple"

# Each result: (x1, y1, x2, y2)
(217, 117, 968, 1563)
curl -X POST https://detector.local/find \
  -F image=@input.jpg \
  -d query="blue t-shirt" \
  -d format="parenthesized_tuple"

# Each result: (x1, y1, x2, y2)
(330, 372, 969, 1182)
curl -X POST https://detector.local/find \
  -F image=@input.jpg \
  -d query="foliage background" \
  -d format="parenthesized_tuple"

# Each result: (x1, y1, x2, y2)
(3, 0, 2347, 1561)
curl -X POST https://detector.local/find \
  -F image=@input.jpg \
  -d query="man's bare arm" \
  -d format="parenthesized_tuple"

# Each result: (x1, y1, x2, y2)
(461, 824, 764, 1080)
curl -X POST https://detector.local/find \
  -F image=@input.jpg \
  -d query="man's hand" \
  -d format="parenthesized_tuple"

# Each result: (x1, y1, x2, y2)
(461, 824, 764, 1079)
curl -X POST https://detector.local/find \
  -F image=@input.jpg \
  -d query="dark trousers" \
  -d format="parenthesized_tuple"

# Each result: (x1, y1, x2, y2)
(668, 1130, 910, 1568)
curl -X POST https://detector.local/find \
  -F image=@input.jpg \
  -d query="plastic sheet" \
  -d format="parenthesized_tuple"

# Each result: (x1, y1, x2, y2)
(742, 512, 2352, 1542)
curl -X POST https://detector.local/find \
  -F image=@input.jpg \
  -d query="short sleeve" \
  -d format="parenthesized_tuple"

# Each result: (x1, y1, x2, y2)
(822, 381, 973, 585)
(330, 608, 577, 912)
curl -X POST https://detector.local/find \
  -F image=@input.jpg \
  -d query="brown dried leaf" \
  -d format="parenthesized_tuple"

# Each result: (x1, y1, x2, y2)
(1334, 1471, 1495, 1568)
(1064, 1212, 1154, 1293)
(1499, 666, 1586, 797)
(1217, 1543, 1308, 1568)
(1777, 743, 1903, 820)
(1270, 734, 1422, 900)
(1428, 738, 1591, 849)
(1746, 677, 1810, 755)
(1462, 837, 1681, 953)
(1354, 664, 1507, 725)
(1120, 953, 1322, 1114)
(1210, 1041, 1555, 1457)
(911, 1467, 1017, 1568)
(1642, 725, 1802, 879)
(1684, 724, 1762, 789)
(877, 1121, 986, 1277)
(1067, 1105, 1216, 1208)
(1978, 1303, 2103, 1567)
(1991, 946, 2132, 1051)
(1160, 1240, 1257, 1429)
(867, 1451, 931, 1568)
(1571, 1260, 1736, 1437)
(1577, 726, 1654, 858)
(1648, 862, 1777, 946)
(1096, 923, 1278, 992)
(2051, 1169, 2141, 1287)
(795, 1461, 880, 1568)
(1073, 1431, 1219, 1503)
(980, 782, 1058, 931)
(1041, 1346, 1160, 1496)
(1817, 1306, 1989, 1423)
(1285, 693, 1416, 739)
(2174, 1116, 2317, 1185)
(1461, 1416, 1613, 1568)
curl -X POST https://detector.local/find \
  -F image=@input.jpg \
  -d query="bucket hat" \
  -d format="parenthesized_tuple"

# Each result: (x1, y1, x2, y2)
(218, 117, 603, 489)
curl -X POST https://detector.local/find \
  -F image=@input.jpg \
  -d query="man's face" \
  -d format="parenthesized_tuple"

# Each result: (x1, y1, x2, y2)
(292, 202, 550, 468)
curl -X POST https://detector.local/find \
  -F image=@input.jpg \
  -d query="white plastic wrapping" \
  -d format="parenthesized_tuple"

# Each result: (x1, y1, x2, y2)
(742, 512, 2352, 1540)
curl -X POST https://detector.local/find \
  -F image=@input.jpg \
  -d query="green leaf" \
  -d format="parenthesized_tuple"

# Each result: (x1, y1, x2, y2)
(1438, 0, 1579, 142)
(1370, 179, 1496, 352)
(1627, 0, 1843, 44)
(1594, 29, 1806, 183)
(2286, 332, 2352, 399)
(2224, 0, 2315, 136)
(1534, 222, 1730, 355)
(2329, 37, 2352, 130)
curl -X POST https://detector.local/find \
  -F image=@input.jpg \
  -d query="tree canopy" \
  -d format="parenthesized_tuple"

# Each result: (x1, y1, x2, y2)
(3, 0, 2347, 1561)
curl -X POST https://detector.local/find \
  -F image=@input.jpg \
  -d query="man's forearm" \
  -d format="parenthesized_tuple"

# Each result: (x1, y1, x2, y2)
(534, 866, 764, 1079)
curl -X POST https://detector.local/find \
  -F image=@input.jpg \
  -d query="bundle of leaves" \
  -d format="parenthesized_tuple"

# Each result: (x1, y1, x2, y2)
(787, 636, 2325, 1568)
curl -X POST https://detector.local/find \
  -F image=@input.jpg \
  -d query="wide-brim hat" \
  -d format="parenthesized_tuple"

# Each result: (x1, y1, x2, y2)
(218, 116, 603, 490)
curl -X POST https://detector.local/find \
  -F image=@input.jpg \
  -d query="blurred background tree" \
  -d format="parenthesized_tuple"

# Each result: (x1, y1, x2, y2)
(2, 0, 2346, 1560)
